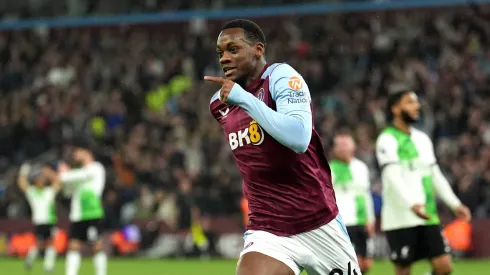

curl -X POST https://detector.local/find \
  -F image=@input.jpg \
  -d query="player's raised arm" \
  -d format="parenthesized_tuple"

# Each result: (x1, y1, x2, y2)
(207, 65, 312, 153)
(362, 163, 376, 226)
(17, 163, 31, 193)
(58, 162, 92, 183)
(376, 134, 426, 218)
(42, 166, 62, 193)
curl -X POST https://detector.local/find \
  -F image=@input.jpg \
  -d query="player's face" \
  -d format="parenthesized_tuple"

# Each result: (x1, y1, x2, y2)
(333, 135, 355, 161)
(73, 148, 85, 163)
(34, 175, 48, 188)
(394, 92, 420, 124)
(216, 28, 264, 84)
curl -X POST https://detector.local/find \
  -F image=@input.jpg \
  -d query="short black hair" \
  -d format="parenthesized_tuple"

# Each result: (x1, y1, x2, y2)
(334, 128, 353, 137)
(222, 19, 266, 47)
(386, 89, 414, 122)
(70, 137, 93, 151)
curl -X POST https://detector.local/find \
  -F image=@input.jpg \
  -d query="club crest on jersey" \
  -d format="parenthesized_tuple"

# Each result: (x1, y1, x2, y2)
(228, 120, 265, 150)
(256, 88, 265, 101)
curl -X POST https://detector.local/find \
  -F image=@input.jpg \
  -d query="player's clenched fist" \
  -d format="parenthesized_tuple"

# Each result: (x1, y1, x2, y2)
(204, 76, 235, 103)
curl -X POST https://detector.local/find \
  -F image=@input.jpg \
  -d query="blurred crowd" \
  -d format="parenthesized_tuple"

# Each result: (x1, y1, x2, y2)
(0, 0, 370, 19)
(0, 4, 489, 232)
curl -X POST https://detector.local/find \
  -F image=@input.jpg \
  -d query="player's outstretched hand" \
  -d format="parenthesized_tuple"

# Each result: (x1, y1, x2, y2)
(454, 205, 472, 221)
(204, 76, 235, 103)
(411, 204, 430, 220)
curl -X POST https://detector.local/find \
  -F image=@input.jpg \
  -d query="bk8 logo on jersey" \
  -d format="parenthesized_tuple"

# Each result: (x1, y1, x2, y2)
(229, 120, 265, 150)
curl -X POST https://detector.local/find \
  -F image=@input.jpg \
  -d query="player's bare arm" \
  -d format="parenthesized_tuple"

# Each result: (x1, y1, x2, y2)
(43, 166, 62, 193)
(17, 163, 31, 193)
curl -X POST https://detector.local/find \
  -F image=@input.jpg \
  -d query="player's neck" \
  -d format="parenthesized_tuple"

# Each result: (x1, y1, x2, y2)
(82, 157, 94, 166)
(245, 60, 267, 88)
(334, 157, 352, 164)
(392, 118, 411, 134)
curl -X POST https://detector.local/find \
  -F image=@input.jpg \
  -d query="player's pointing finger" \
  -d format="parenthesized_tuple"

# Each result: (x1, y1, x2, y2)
(204, 76, 225, 84)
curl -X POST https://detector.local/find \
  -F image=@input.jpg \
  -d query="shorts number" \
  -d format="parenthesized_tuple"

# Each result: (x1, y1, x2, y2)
(87, 226, 98, 241)
(328, 262, 359, 275)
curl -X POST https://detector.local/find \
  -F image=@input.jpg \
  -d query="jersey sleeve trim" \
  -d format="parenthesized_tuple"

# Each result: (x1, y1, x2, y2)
(210, 91, 220, 104)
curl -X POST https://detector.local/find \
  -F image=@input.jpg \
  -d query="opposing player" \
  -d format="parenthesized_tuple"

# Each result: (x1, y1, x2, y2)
(207, 19, 360, 275)
(18, 163, 60, 273)
(56, 139, 107, 275)
(330, 132, 375, 273)
(376, 90, 472, 275)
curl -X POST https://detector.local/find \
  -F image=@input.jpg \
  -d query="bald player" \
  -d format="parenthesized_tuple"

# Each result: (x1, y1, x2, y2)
(330, 131, 375, 273)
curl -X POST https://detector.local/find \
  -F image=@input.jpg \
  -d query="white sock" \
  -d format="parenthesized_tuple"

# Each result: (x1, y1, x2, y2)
(43, 246, 57, 271)
(93, 251, 107, 275)
(66, 250, 81, 275)
(26, 246, 39, 265)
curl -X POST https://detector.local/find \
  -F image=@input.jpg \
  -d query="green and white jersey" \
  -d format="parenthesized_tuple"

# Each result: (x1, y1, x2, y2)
(25, 186, 57, 225)
(60, 162, 105, 222)
(330, 158, 375, 227)
(376, 126, 460, 231)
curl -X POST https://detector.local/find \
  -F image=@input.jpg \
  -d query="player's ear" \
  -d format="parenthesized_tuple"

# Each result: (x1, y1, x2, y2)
(254, 43, 265, 58)
(391, 105, 399, 116)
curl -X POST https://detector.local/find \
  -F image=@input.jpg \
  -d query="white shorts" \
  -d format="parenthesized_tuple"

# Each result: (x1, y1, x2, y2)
(240, 215, 361, 275)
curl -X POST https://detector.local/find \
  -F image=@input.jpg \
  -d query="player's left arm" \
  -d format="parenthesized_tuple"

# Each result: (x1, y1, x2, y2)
(17, 163, 31, 193)
(58, 164, 92, 184)
(227, 64, 312, 153)
(362, 163, 376, 224)
(426, 137, 471, 220)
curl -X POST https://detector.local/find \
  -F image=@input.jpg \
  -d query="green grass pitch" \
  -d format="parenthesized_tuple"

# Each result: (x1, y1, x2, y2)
(0, 258, 488, 274)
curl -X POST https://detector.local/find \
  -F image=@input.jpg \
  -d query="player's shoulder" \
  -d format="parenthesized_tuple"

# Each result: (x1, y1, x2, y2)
(352, 158, 369, 170)
(92, 161, 105, 172)
(209, 90, 220, 105)
(376, 130, 398, 148)
(263, 63, 301, 81)
(411, 127, 432, 144)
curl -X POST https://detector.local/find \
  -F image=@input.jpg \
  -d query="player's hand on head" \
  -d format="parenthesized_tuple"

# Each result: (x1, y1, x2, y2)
(204, 76, 235, 103)
(41, 167, 55, 179)
(411, 204, 430, 220)
(454, 205, 472, 221)
(58, 162, 70, 173)
(19, 163, 31, 176)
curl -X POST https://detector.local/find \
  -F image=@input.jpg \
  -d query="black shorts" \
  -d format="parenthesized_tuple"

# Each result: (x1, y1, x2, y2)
(34, 224, 56, 241)
(385, 225, 450, 266)
(69, 219, 103, 242)
(347, 225, 369, 258)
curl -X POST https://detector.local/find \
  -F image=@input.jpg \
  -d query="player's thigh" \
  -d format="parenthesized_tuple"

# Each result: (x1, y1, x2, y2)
(385, 227, 419, 266)
(420, 226, 452, 274)
(430, 254, 453, 275)
(239, 230, 303, 275)
(346, 225, 369, 258)
(237, 252, 295, 275)
(68, 222, 86, 250)
(420, 225, 451, 260)
(297, 215, 361, 275)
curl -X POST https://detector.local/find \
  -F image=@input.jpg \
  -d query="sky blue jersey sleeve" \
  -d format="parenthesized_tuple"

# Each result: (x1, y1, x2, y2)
(227, 64, 312, 153)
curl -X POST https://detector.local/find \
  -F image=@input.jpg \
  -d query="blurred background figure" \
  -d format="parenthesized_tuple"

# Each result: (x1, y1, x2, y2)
(330, 130, 375, 273)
